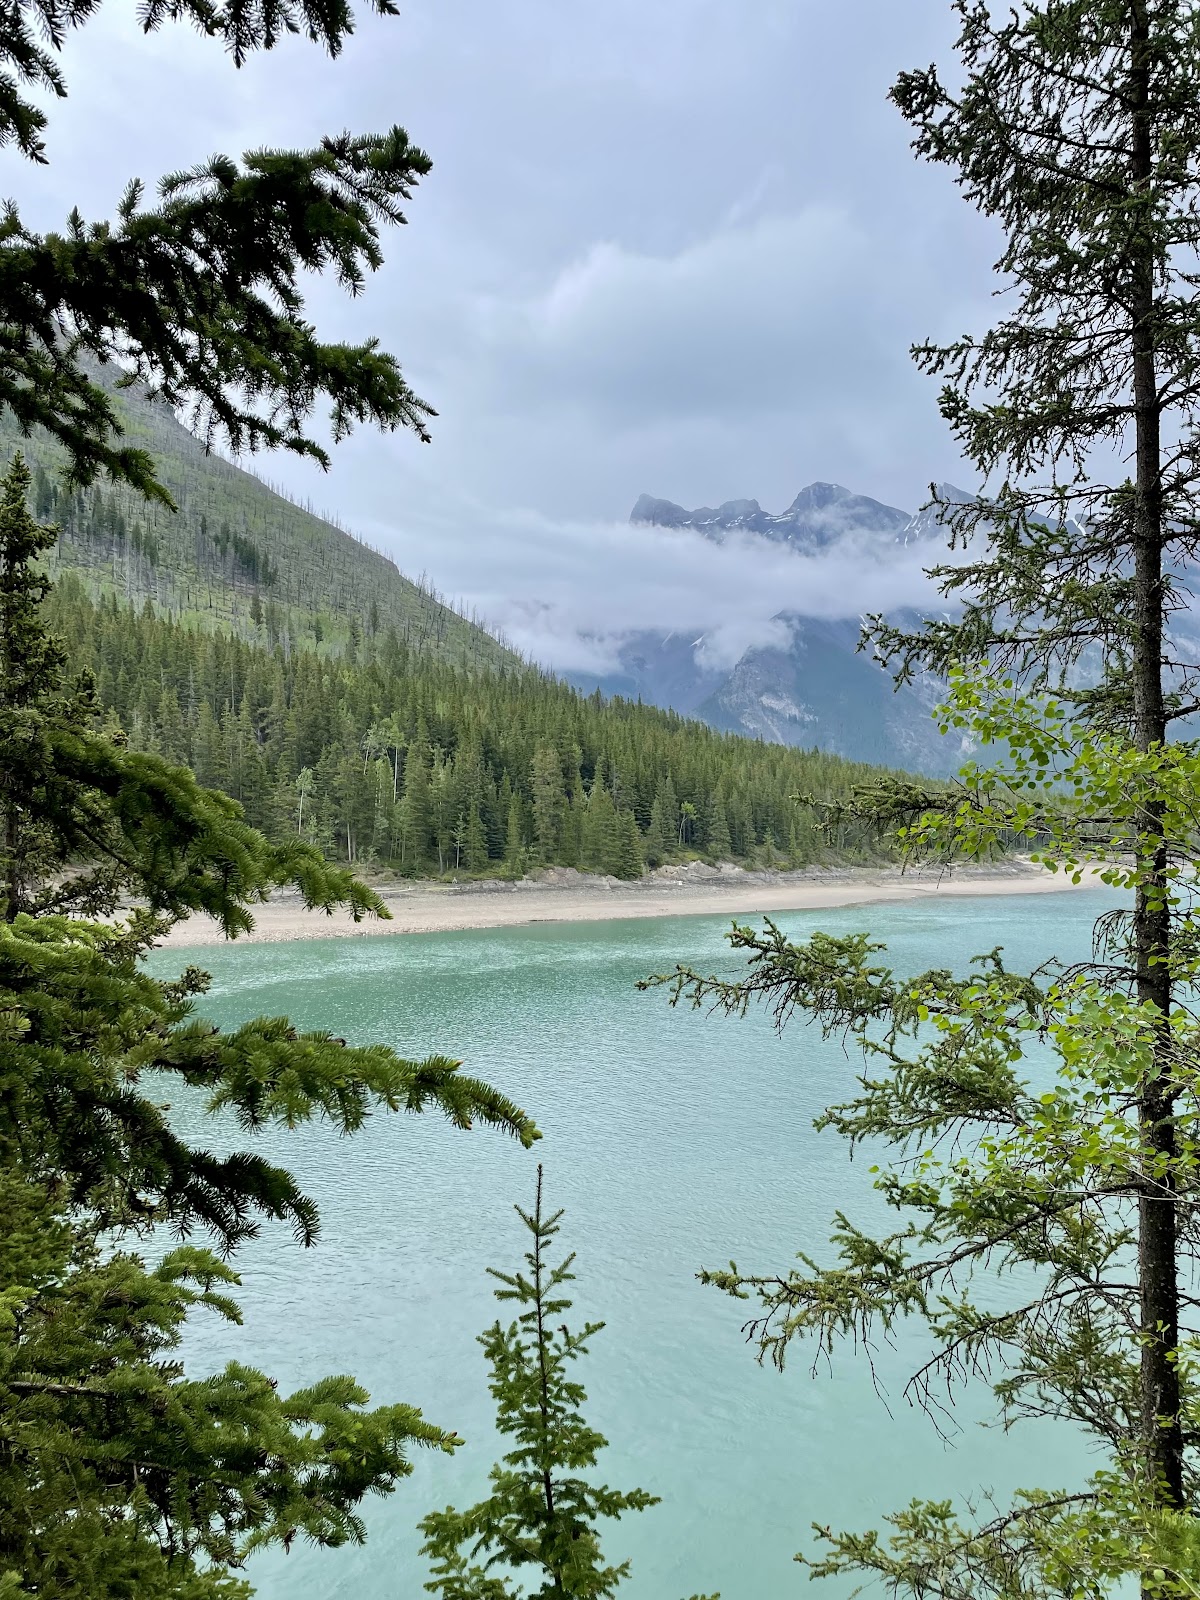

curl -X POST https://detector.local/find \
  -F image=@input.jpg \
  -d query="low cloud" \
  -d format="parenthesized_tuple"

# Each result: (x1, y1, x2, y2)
(388, 205, 980, 525)
(19, 0, 993, 664)
(368, 497, 947, 674)
(323, 201, 982, 673)
(468, 209, 905, 425)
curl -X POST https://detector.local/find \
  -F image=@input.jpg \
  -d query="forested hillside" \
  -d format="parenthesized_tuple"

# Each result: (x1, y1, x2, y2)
(0, 368, 513, 670)
(49, 579, 893, 878)
(1, 371, 904, 878)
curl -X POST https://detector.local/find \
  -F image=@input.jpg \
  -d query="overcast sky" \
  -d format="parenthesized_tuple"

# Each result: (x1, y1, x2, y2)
(12, 2, 1002, 667)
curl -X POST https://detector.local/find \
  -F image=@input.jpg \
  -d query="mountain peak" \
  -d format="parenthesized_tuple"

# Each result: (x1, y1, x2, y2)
(631, 493, 691, 527)
(931, 482, 975, 505)
(900, 483, 978, 544)
(712, 498, 762, 522)
(785, 482, 851, 511)
(630, 483, 912, 547)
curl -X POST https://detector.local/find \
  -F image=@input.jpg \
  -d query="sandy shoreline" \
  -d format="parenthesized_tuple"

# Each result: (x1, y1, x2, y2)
(156, 860, 1107, 948)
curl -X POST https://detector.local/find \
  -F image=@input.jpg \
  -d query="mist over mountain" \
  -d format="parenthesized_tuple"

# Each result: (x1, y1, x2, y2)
(564, 482, 974, 775)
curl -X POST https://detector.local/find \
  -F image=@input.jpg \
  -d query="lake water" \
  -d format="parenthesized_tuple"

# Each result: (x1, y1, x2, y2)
(149, 890, 1113, 1600)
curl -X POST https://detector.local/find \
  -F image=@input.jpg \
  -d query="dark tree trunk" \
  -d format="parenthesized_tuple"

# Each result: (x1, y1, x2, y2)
(1129, 0, 1183, 1511)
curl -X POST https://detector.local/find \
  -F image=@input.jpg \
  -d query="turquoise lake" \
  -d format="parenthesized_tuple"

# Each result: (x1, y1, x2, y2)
(148, 890, 1113, 1600)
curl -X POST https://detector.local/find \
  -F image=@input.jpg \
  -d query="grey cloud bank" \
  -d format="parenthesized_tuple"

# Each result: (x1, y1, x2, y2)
(360, 499, 946, 674)
(10, 0, 1001, 665)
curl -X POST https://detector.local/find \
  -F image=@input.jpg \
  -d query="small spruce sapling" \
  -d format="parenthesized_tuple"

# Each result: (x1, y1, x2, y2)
(419, 1168, 716, 1600)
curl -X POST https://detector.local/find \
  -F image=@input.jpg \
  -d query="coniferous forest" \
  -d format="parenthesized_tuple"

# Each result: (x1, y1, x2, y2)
(14, 1, 1200, 1599)
(6, 352, 902, 883)
(46, 575, 889, 877)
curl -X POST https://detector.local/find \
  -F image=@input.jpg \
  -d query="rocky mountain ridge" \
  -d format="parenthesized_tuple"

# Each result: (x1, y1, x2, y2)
(630, 480, 969, 550)
(566, 482, 978, 775)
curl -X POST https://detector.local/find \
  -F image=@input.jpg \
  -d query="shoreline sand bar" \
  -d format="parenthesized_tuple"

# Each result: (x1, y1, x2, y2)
(156, 861, 1107, 948)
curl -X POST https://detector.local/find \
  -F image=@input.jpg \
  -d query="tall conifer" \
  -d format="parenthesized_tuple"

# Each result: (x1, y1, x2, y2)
(530, 745, 565, 865)
(0, 461, 538, 1593)
(649, 0, 1200, 1587)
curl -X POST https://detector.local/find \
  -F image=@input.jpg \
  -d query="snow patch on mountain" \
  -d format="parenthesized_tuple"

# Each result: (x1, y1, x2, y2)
(631, 481, 928, 549)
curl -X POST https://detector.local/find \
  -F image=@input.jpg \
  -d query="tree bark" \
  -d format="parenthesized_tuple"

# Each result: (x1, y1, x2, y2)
(1129, 0, 1183, 1511)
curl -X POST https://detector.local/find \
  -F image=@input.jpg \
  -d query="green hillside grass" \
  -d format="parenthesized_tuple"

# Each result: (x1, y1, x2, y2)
(0, 366, 514, 671)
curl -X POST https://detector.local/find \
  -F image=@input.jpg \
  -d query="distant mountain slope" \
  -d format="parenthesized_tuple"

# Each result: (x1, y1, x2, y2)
(569, 485, 974, 775)
(567, 616, 963, 774)
(694, 613, 966, 773)
(1, 369, 515, 671)
(564, 630, 729, 717)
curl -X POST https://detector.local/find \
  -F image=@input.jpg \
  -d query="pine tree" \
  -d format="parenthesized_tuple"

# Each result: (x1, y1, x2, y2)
(430, 749, 455, 873)
(295, 765, 316, 836)
(785, 818, 800, 869)
(504, 792, 527, 880)
(0, 1, 436, 503)
(870, 0, 1200, 1522)
(646, 784, 674, 867)
(581, 787, 618, 876)
(725, 793, 753, 861)
(530, 744, 564, 865)
(420, 1169, 716, 1600)
(648, 1, 1200, 1589)
(369, 757, 395, 858)
(611, 810, 643, 882)
(705, 797, 732, 863)
(453, 737, 490, 873)
(191, 702, 229, 793)
(463, 802, 489, 873)
(0, 462, 539, 1594)
(559, 754, 586, 869)
(155, 686, 187, 765)
(399, 742, 433, 873)
(652, 774, 681, 864)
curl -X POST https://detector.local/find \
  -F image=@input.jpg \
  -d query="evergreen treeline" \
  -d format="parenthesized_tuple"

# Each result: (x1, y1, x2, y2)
(48, 577, 895, 879)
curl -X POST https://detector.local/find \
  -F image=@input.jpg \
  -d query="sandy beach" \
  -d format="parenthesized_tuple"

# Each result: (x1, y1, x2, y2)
(156, 858, 1107, 947)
